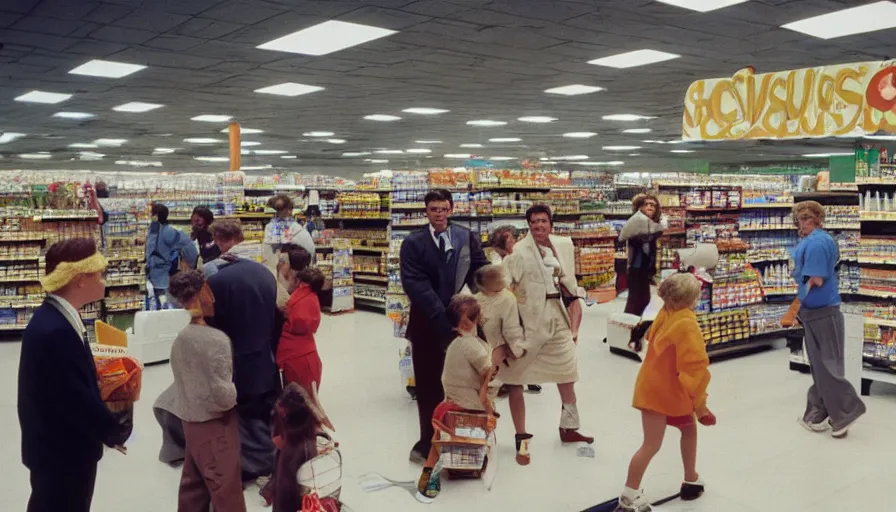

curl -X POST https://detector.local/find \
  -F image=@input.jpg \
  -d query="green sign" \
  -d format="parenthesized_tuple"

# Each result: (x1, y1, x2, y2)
(829, 154, 856, 183)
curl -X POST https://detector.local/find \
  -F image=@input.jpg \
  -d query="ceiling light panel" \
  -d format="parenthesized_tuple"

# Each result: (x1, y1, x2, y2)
(93, 138, 127, 146)
(53, 112, 94, 119)
(327, 139, 346, 144)
(15, 91, 72, 104)
(445, 153, 472, 158)
(518, 116, 557, 123)
(782, 2, 896, 40)
(69, 59, 146, 78)
(241, 141, 261, 147)
(544, 84, 604, 96)
(0, 133, 26, 144)
(656, 0, 749, 13)
(68, 142, 98, 148)
(416, 140, 443, 144)
(460, 144, 484, 148)
(489, 156, 515, 161)
(191, 114, 232, 122)
(342, 152, 371, 157)
(254, 82, 324, 97)
(623, 128, 652, 134)
(563, 132, 597, 138)
(195, 156, 229, 162)
(153, 148, 178, 154)
(258, 20, 397, 56)
(467, 120, 507, 127)
(375, 149, 404, 154)
(113, 102, 164, 113)
(184, 138, 223, 144)
(304, 131, 334, 137)
(803, 152, 854, 158)
(19, 153, 51, 159)
(281, 155, 297, 159)
(403, 108, 450, 115)
(405, 149, 432, 154)
(252, 149, 288, 155)
(489, 138, 522, 142)
(221, 127, 264, 134)
(604, 145, 642, 150)
(588, 49, 680, 69)
(364, 114, 401, 121)
(115, 160, 162, 167)
(603, 114, 656, 121)
(369, 159, 389, 163)
(670, 149, 695, 153)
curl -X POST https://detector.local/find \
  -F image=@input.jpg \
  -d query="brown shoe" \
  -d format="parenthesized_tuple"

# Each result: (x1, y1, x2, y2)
(515, 433, 533, 465)
(559, 428, 594, 444)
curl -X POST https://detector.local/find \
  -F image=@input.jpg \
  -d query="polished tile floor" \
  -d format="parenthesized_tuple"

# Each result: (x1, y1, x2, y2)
(2, 299, 895, 511)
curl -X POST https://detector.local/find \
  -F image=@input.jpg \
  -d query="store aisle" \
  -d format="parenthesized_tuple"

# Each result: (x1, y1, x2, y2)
(2, 300, 896, 511)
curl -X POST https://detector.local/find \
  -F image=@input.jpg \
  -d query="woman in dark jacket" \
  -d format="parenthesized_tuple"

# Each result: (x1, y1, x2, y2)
(190, 206, 221, 264)
(619, 194, 666, 316)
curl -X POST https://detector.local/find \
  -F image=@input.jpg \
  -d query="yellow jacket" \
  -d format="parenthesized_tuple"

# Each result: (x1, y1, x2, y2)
(633, 306, 711, 418)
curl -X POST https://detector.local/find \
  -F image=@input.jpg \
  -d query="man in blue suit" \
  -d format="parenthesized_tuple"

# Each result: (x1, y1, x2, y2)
(400, 189, 489, 463)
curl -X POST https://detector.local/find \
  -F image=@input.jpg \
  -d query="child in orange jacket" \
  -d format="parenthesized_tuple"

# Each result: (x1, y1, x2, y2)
(615, 273, 716, 512)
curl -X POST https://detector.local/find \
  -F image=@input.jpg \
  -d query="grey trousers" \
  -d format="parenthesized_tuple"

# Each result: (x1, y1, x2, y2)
(799, 306, 866, 430)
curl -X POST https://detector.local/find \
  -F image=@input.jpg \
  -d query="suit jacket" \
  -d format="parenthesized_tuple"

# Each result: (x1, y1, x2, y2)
(208, 258, 279, 398)
(18, 301, 120, 470)
(400, 223, 489, 347)
(504, 234, 578, 340)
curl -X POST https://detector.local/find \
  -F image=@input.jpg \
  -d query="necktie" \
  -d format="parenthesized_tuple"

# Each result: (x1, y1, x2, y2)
(438, 233, 447, 260)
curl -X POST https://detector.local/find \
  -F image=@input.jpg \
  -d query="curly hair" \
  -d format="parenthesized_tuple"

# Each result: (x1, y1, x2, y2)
(658, 273, 701, 310)
(525, 203, 553, 224)
(268, 194, 294, 215)
(446, 294, 481, 329)
(793, 200, 825, 224)
(632, 193, 662, 222)
(488, 225, 517, 251)
(168, 269, 206, 305)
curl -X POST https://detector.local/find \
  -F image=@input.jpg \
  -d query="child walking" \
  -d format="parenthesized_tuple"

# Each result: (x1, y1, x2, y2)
(416, 295, 498, 503)
(615, 273, 716, 512)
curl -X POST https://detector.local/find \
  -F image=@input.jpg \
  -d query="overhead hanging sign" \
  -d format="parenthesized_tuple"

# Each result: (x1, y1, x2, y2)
(682, 60, 896, 141)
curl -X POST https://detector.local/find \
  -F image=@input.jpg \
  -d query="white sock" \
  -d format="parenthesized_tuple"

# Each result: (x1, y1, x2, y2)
(622, 486, 640, 501)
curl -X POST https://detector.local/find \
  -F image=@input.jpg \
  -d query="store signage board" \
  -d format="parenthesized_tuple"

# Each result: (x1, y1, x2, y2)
(682, 60, 896, 140)
(829, 154, 857, 183)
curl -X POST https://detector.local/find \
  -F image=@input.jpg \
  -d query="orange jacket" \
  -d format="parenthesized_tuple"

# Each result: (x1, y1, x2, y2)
(277, 285, 321, 364)
(633, 307, 711, 418)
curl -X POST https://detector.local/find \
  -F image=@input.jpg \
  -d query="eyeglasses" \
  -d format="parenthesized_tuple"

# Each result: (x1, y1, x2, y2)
(427, 206, 450, 214)
(644, 202, 658, 207)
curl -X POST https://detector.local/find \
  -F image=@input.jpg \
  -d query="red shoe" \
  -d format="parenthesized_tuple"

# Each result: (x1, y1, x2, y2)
(559, 428, 594, 444)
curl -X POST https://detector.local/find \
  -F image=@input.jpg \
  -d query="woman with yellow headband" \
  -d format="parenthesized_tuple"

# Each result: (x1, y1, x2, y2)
(17, 238, 129, 512)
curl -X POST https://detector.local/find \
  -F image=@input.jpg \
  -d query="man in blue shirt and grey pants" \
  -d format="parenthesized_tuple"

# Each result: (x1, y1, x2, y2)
(791, 201, 866, 438)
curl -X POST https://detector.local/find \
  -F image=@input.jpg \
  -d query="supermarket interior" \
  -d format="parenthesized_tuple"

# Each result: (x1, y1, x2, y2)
(3, 1, 896, 511)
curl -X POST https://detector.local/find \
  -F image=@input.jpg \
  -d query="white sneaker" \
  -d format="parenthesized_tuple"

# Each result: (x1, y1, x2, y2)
(797, 417, 829, 433)
(614, 491, 652, 512)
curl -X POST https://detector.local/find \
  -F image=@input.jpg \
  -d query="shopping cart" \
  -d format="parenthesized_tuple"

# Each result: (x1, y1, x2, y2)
(432, 410, 496, 480)
(296, 433, 345, 511)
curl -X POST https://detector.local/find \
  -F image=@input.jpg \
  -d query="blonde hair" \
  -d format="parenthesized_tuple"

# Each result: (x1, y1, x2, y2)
(447, 295, 481, 329)
(793, 200, 825, 224)
(658, 273, 702, 310)
(474, 264, 506, 291)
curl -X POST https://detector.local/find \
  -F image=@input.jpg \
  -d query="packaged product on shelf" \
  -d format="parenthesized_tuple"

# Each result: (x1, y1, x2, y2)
(857, 236, 896, 263)
(859, 267, 896, 296)
(739, 211, 794, 231)
(759, 263, 798, 296)
(696, 309, 750, 346)
(336, 192, 387, 218)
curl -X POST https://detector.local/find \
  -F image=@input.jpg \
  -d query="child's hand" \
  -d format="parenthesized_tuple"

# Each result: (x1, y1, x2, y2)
(698, 410, 717, 426)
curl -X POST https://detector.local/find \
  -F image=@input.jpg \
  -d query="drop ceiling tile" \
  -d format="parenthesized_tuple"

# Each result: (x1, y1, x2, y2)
(88, 24, 157, 44)
(0, 0, 41, 14)
(400, 0, 473, 17)
(199, 0, 287, 25)
(112, 9, 191, 32)
(107, 47, 220, 70)
(11, 16, 85, 36)
(337, 5, 434, 30)
(186, 40, 284, 63)
(32, 0, 98, 20)
(170, 17, 245, 39)
(81, 4, 133, 24)
(63, 39, 130, 56)
(143, 34, 207, 51)
(0, 12, 24, 28)
(142, 0, 223, 15)
(486, 0, 598, 22)
(0, 29, 77, 51)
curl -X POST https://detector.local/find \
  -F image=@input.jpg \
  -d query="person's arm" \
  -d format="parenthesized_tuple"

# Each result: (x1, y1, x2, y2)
(42, 330, 122, 447)
(673, 318, 712, 418)
(283, 295, 321, 335)
(462, 338, 496, 415)
(292, 225, 316, 256)
(205, 333, 238, 414)
(501, 295, 526, 358)
(466, 230, 490, 293)
(479, 365, 496, 416)
(170, 228, 199, 268)
(400, 236, 452, 333)
(800, 240, 831, 289)
(619, 212, 649, 242)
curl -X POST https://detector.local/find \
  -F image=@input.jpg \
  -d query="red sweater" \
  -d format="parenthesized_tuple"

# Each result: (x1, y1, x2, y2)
(277, 285, 321, 364)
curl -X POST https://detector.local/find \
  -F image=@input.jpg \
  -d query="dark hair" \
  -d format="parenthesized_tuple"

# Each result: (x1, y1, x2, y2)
(168, 269, 206, 304)
(297, 267, 326, 294)
(272, 383, 320, 512)
(95, 181, 109, 198)
(632, 193, 662, 223)
(151, 203, 169, 224)
(285, 246, 312, 272)
(191, 206, 214, 226)
(525, 203, 553, 224)
(45, 238, 98, 275)
(209, 219, 244, 243)
(268, 194, 294, 214)
(275, 383, 318, 446)
(489, 225, 517, 251)
(446, 295, 481, 329)
(424, 189, 454, 208)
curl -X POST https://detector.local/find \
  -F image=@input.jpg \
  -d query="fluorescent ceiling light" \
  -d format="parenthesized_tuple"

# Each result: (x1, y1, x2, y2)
(581, 161, 626, 166)
(803, 152, 854, 158)
(444, 153, 472, 159)
(552, 155, 590, 161)
(460, 143, 484, 148)
(69, 142, 98, 148)
(195, 156, 229, 162)
(327, 139, 346, 144)
(782, 2, 896, 40)
(864, 135, 896, 141)
(604, 114, 656, 121)
(489, 156, 515, 161)
(544, 84, 604, 96)
(94, 138, 127, 146)
(304, 131, 334, 137)
(623, 128, 652, 134)
(153, 148, 178, 154)
(604, 145, 642, 150)
(588, 49, 680, 69)
(467, 120, 507, 127)
(0, 132, 26, 144)
(254, 82, 324, 97)
(252, 149, 288, 155)
(241, 141, 261, 147)
(369, 159, 389, 163)
(257, 20, 397, 56)
(405, 148, 432, 154)
(113, 101, 164, 113)
(19, 153, 51, 159)
(78, 151, 105, 160)
(15, 91, 72, 104)
(53, 112, 94, 119)
(342, 152, 371, 157)
(656, 0, 749, 13)
(403, 108, 449, 115)
(375, 149, 404, 154)
(518, 116, 556, 123)
(416, 140, 442, 144)
(364, 114, 401, 122)
(115, 160, 162, 167)
(240, 165, 273, 170)
(563, 132, 597, 138)
(281, 155, 297, 159)
(191, 114, 232, 122)
(69, 59, 146, 78)
(670, 149, 695, 153)
(489, 138, 521, 142)
(184, 138, 223, 144)
(221, 127, 263, 134)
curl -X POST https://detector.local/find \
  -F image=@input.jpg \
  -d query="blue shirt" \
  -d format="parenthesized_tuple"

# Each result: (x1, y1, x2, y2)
(791, 229, 840, 309)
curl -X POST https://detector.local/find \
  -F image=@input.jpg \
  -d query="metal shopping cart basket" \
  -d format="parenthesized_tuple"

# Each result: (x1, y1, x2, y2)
(432, 410, 496, 480)
(297, 433, 345, 511)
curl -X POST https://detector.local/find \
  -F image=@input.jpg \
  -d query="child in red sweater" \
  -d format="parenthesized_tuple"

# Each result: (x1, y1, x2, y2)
(277, 248, 326, 396)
